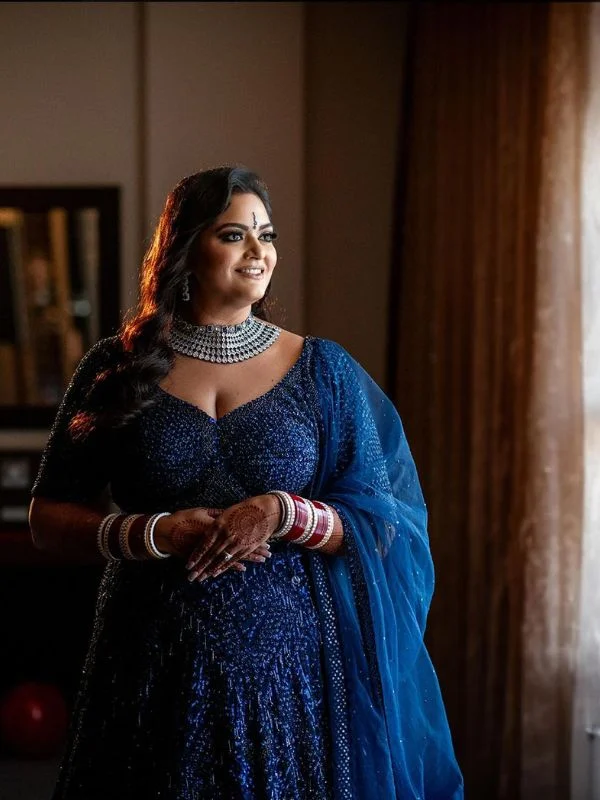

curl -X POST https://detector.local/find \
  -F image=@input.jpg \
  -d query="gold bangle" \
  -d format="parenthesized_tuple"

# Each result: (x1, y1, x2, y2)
(97, 513, 120, 561)
(118, 514, 141, 560)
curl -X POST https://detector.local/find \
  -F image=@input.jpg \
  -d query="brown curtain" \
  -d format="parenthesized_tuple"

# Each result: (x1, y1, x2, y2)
(388, 3, 588, 797)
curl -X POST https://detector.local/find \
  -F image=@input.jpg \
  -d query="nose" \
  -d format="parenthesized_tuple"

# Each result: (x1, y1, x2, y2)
(245, 234, 265, 259)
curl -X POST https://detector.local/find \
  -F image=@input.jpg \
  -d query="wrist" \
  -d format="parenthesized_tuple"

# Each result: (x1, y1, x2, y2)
(263, 493, 284, 538)
(97, 511, 172, 560)
(265, 492, 335, 549)
(153, 514, 174, 555)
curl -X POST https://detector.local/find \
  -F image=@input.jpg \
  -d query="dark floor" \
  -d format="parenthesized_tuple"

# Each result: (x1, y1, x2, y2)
(0, 759, 59, 800)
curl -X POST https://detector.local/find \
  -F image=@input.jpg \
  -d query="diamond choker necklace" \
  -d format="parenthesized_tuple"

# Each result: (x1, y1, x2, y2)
(169, 313, 281, 363)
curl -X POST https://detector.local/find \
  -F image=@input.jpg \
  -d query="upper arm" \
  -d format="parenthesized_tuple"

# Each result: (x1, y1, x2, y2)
(31, 338, 120, 504)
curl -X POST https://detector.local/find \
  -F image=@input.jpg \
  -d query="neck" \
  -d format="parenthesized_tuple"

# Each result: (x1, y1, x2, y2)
(180, 301, 253, 328)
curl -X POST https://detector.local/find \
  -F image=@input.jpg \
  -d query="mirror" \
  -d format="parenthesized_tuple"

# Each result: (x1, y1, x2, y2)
(0, 187, 120, 428)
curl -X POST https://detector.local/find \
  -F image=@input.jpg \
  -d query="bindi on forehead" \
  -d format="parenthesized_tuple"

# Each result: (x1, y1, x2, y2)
(213, 212, 272, 233)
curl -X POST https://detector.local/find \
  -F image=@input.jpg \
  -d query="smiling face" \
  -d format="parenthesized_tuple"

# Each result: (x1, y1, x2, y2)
(188, 192, 278, 321)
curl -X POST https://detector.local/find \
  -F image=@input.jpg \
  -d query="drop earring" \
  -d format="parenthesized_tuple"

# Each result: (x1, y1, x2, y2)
(181, 273, 190, 302)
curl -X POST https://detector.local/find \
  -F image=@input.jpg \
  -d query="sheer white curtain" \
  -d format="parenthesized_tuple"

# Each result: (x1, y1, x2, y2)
(572, 6, 600, 799)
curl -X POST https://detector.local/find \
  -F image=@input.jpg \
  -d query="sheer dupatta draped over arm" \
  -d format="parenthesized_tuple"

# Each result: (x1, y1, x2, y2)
(307, 339, 463, 800)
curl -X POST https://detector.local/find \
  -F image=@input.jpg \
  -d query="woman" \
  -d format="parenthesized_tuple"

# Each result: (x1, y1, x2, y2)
(29, 166, 463, 799)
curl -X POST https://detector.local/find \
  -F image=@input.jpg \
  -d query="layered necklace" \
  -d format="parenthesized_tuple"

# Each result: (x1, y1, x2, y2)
(169, 313, 281, 363)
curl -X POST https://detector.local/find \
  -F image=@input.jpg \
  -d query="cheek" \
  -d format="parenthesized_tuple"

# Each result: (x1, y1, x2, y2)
(198, 241, 234, 270)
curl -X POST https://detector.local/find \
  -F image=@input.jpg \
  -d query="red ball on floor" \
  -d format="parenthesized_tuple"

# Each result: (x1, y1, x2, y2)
(0, 682, 69, 759)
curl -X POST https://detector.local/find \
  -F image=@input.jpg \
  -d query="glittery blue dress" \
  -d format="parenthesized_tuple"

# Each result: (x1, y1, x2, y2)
(33, 336, 332, 800)
(32, 334, 464, 800)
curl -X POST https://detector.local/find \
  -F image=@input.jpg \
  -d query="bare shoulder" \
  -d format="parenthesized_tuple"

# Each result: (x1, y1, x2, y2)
(278, 328, 305, 346)
(276, 328, 306, 363)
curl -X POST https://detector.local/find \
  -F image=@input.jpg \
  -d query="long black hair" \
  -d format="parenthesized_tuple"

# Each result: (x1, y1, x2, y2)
(69, 165, 275, 439)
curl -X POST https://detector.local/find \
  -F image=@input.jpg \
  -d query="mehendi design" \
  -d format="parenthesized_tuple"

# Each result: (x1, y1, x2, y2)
(202, 503, 278, 579)
(226, 503, 270, 544)
(171, 516, 215, 556)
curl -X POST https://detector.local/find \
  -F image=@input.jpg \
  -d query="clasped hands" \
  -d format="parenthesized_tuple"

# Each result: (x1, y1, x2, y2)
(154, 494, 282, 582)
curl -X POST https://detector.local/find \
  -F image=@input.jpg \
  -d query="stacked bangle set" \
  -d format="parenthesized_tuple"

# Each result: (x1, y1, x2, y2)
(97, 512, 171, 561)
(267, 491, 335, 549)
(97, 494, 335, 562)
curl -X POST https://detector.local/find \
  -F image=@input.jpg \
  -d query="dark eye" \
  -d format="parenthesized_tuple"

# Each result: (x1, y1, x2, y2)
(219, 230, 278, 243)
(220, 232, 244, 242)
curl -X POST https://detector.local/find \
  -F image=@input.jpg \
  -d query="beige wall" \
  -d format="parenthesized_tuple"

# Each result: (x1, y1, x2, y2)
(305, 2, 407, 384)
(145, 2, 305, 329)
(0, 0, 405, 382)
(0, 1, 305, 328)
(0, 1, 140, 325)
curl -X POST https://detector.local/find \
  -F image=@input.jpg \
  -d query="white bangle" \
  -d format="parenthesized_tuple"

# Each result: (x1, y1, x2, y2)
(144, 512, 172, 559)
(267, 490, 295, 540)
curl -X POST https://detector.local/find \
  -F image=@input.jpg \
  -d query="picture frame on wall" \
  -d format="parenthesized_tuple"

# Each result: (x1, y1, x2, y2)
(0, 186, 121, 430)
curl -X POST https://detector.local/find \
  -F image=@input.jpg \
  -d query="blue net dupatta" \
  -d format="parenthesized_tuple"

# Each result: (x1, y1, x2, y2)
(306, 341, 464, 799)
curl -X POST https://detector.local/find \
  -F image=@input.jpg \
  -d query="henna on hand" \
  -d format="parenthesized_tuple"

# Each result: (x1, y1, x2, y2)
(167, 508, 222, 557)
(187, 499, 279, 581)
(207, 504, 271, 578)
(226, 504, 270, 545)
(170, 518, 214, 557)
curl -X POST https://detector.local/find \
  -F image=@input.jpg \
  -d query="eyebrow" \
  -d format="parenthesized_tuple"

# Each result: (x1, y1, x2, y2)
(214, 222, 273, 232)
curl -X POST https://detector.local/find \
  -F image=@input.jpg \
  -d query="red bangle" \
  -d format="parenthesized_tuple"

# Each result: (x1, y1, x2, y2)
(271, 494, 334, 550)
(302, 503, 327, 548)
(303, 531, 327, 548)
(311, 501, 330, 536)
(304, 501, 334, 548)
(282, 495, 311, 542)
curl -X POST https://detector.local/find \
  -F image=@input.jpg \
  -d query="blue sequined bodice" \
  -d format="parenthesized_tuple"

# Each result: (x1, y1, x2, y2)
(110, 337, 320, 513)
(34, 337, 334, 800)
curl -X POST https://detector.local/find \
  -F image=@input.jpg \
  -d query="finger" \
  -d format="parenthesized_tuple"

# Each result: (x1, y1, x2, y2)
(190, 511, 252, 577)
(208, 542, 266, 577)
(204, 507, 222, 520)
(192, 556, 235, 582)
(186, 544, 217, 576)
(242, 553, 267, 563)
(190, 545, 241, 581)
(208, 562, 239, 579)
(210, 555, 256, 579)
(194, 560, 245, 582)
(186, 535, 216, 569)
(186, 524, 221, 570)
(190, 537, 234, 577)
(188, 528, 244, 580)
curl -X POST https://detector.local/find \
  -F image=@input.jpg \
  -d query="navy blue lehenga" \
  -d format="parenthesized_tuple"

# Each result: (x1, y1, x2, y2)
(32, 335, 464, 800)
